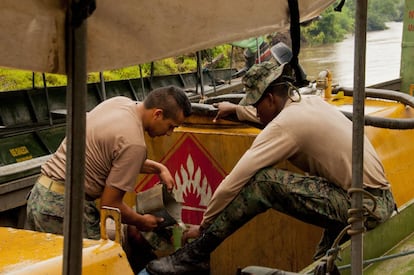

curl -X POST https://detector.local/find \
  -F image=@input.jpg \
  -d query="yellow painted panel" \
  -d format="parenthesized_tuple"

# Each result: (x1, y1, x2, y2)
(0, 227, 133, 275)
(134, 117, 321, 273)
(327, 96, 414, 206)
(124, 95, 414, 273)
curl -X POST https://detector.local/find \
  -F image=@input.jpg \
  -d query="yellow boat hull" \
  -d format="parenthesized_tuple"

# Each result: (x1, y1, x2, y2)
(0, 227, 133, 275)
(1, 93, 413, 274)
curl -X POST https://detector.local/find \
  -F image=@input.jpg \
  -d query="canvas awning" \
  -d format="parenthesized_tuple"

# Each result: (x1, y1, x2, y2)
(0, 0, 336, 74)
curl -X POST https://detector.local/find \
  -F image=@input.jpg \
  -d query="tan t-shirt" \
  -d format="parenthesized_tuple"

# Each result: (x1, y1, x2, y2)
(42, 96, 146, 199)
(202, 95, 389, 226)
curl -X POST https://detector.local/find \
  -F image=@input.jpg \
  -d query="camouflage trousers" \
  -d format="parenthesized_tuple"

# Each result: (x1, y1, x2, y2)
(206, 167, 395, 247)
(25, 180, 101, 240)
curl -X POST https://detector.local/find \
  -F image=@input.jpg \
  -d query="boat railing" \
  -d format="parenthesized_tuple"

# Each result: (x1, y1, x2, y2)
(0, 155, 51, 214)
(0, 68, 237, 135)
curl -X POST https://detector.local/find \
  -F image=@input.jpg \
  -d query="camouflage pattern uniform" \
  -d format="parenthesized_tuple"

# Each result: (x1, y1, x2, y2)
(25, 181, 101, 240)
(205, 167, 395, 259)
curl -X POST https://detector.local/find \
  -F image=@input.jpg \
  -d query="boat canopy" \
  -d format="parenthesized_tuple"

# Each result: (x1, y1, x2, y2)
(0, 0, 335, 74)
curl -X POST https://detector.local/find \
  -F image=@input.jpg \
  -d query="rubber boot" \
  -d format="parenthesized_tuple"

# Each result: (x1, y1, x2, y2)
(146, 231, 221, 275)
(147, 176, 278, 274)
(313, 227, 349, 261)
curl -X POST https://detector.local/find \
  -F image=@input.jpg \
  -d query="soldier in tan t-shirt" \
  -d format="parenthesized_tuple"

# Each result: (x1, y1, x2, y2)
(147, 62, 396, 275)
(25, 85, 192, 271)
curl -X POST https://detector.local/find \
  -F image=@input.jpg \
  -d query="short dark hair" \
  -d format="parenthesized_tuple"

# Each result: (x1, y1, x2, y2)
(144, 85, 192, 119)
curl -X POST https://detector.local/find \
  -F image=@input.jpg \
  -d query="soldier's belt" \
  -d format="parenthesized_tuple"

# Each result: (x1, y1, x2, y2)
(364, 186, 387, 197)
(37, 175, 65, 194)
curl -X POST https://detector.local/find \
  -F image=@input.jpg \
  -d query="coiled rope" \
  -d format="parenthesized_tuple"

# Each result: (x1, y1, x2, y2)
(312, 188, 381, 274)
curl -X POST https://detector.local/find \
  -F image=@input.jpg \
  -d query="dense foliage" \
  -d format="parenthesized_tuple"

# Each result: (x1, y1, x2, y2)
(0, 0, 405, 91)
(301, 0, 404, 45)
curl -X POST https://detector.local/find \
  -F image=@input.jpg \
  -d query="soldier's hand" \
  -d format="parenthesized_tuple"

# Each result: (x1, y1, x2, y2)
(182, 224, 201, 245)
(158, 165, 175, 192)
(138, 214, 164, 231)
(213, 102, 237, 122)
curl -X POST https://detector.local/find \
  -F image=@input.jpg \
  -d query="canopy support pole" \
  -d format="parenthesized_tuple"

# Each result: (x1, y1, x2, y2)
(351, 0, 368, 274)
(196, 51, 205, 98)
(63, 0, 91, 274)
(99, 72, 107, 100)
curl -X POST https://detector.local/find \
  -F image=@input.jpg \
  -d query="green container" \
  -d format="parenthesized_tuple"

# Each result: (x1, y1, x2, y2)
(401, 0, 414, 94)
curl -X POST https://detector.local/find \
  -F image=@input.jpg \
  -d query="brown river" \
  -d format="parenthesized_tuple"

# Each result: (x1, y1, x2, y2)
(299, 21, 403, 87)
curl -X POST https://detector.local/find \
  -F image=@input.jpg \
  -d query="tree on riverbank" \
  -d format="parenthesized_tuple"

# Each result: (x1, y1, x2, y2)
(301, 0, 404, 45)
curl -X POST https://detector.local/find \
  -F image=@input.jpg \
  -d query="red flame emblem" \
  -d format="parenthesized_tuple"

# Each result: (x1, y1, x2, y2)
(136, 133, 226, 225)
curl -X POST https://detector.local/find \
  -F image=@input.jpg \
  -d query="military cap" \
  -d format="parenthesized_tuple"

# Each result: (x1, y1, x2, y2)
(240, 62, 292, 106)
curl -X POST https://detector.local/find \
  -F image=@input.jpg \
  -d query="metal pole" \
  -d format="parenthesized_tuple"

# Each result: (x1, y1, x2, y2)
(351, 0, 368, 274)
(149, 62, 154, 91)
(99, 72, 107, 100)
(196, 51, 205, 98)
(228, 45, 234, 84)
(63, 0, 88, 274)
(42, 73, 53, 126)
(32, 72, 35, 89)
(256, 37, 261, 63)
(139, 65, 146, 97)
(207, 51, 217, 94)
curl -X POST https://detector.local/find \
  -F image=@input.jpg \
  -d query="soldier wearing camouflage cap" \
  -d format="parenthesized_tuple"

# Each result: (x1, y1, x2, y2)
(147, 62, 395, 275)
(212, 62, 297, 123)
(240, 61, 294, 106)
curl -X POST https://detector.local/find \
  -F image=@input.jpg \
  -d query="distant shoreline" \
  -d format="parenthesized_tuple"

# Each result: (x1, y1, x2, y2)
(300, 21, 403, 87)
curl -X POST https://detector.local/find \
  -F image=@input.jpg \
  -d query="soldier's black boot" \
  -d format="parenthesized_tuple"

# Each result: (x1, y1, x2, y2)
(146, 232, 221, 275)
(146, 177, 276, 274)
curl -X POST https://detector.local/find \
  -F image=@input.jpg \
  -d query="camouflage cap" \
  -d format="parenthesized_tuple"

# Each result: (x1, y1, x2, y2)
(240, 61, 289, 106)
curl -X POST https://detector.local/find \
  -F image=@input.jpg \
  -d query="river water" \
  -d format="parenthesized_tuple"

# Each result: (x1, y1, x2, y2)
(299, 21, 403, 87)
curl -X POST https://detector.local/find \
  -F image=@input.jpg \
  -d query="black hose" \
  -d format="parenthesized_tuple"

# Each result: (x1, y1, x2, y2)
(334, 86, 414, 130)
(193, 88, 414, 130)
